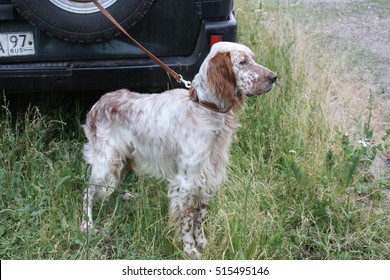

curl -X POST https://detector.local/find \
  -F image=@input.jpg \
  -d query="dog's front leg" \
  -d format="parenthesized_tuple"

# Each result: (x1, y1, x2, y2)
(169, 182, 202, 259)
(181, 205, 201, 259)
(194, 202, 208, 252)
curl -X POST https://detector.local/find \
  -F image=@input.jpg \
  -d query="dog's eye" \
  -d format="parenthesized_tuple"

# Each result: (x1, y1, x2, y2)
(239, 59, 248, 65)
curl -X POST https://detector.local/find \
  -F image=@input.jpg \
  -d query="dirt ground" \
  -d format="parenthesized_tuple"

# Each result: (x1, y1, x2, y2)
(293, 0, 390, 200)
(298, 0, 390, 91)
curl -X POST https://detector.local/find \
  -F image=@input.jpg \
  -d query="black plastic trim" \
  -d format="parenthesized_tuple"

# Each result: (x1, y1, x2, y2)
(0, 13, 237, 93)
(0, 4, 16, 20)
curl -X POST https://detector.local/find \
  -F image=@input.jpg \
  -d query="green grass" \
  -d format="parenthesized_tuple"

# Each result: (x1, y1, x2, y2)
(1, 0, 389, 259)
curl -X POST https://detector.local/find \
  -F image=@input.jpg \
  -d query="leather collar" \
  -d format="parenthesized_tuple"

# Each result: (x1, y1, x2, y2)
(189, 87, 233, 113)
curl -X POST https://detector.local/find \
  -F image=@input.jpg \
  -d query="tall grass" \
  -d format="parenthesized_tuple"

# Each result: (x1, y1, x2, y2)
(0, 0, 388, 259)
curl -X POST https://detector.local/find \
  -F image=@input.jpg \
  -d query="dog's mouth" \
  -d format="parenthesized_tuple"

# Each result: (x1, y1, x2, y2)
(245, 83, 275, 97)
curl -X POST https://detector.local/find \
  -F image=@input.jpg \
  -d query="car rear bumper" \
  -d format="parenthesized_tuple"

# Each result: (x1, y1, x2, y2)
(0, 14, 237, 93)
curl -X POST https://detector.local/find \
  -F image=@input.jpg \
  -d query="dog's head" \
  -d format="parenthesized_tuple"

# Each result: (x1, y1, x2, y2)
(203, 42, 277, 109)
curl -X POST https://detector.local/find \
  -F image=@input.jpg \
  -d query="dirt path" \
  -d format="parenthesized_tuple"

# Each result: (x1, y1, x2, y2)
(298, 0, 390, 92)
(293, 0, 390, 202)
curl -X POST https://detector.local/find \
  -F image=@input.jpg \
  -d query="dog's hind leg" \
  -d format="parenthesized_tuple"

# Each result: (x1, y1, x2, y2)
(81, 143, 124, 232)
(81, 183, 96, 232)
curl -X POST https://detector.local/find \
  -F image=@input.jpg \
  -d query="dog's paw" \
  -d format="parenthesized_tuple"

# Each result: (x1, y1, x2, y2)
(183, 242, 202, 260)
(185, 248, 202, 260)
(196, 238, 207, 252)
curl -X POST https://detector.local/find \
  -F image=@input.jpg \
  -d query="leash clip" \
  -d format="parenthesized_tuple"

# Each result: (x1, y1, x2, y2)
(179, 75, 192, 89)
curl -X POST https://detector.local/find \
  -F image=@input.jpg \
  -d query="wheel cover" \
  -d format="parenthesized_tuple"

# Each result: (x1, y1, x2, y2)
(48, 0, 117, 14)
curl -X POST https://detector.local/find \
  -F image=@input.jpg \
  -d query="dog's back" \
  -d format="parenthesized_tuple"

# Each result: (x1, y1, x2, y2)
(83, 88, 237, 182)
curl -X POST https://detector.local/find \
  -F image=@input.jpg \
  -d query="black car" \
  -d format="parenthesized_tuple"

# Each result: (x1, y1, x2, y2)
(0, 0, 237, 93)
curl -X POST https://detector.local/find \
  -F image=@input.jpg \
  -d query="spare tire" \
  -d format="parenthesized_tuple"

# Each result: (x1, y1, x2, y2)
(12, 0, 156, 43)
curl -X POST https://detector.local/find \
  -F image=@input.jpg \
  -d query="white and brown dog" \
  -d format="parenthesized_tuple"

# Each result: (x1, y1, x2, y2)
(81, 42, 277, 259)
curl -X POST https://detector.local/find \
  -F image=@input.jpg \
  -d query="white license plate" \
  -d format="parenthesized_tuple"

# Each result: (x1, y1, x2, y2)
(0, 32, 35, 57)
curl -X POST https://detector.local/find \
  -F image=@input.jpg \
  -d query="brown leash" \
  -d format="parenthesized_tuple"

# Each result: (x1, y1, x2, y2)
(92, 0, 233, 113)
(92, 0, 191, 89)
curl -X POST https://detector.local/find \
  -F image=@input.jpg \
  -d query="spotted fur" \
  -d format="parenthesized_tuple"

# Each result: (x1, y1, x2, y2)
(81, 42, 277, 259)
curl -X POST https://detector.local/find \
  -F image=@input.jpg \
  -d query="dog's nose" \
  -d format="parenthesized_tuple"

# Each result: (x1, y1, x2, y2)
(269, 73, 277, 83)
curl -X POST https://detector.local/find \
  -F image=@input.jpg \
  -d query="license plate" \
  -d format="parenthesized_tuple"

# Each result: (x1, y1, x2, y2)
(0, 32, 35, 57)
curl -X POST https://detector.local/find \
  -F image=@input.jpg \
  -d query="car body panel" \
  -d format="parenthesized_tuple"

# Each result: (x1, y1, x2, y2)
(0, 0, 237, 92)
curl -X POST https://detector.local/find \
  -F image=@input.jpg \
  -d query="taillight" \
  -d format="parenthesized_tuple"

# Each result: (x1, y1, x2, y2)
(210, 35, 223, 47)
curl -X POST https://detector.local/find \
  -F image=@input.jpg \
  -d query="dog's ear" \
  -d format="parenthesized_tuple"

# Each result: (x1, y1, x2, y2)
(207, 51, 240, 108)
